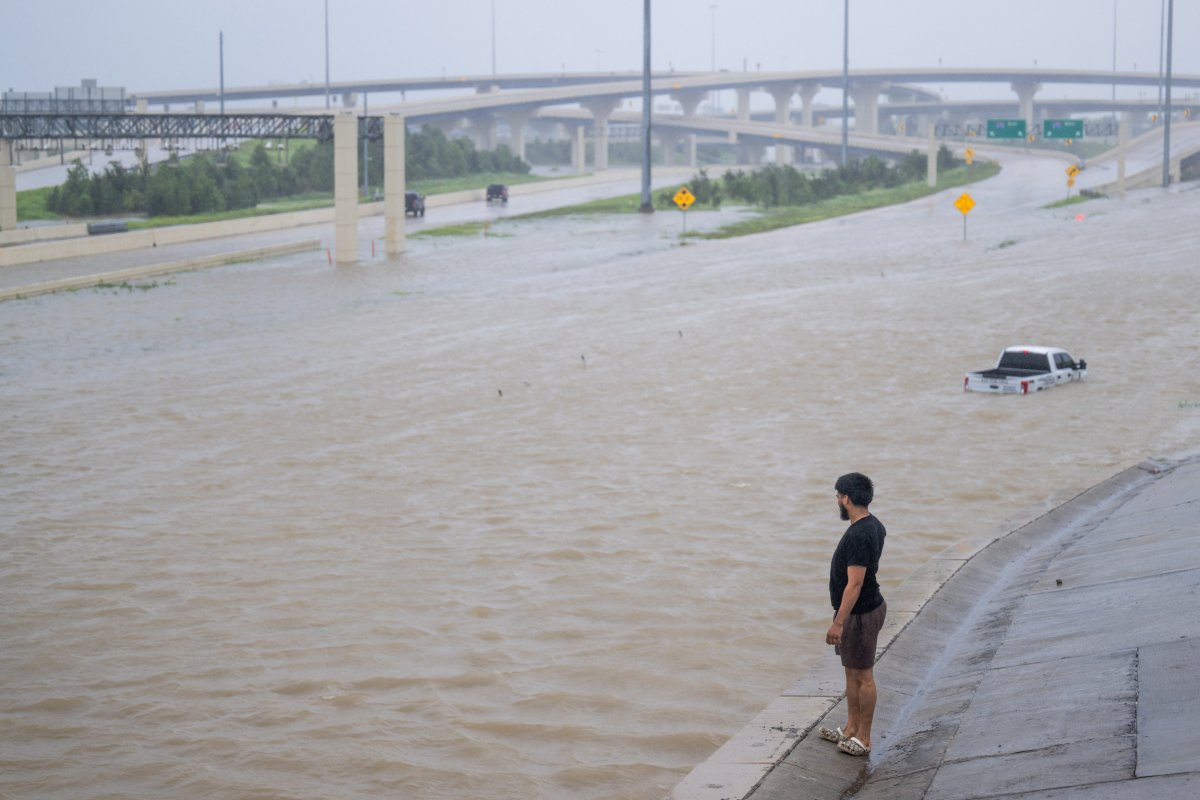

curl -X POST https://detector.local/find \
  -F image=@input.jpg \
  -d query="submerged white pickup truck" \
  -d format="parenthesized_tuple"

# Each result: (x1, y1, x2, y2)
(964, 346, 1088, 394)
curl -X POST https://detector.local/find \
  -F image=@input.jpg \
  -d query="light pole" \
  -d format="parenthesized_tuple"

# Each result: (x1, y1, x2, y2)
(324, 0, 331, 109)
(1111, 0, 1117, 114)
(1162, 0, 1174, 187)
(841, 0, 849, 167)
(639, 0, 653, 213)
(219, 30, 225, 116)
(709, 5, 718, 112)
(1158, 0, 1166, 111)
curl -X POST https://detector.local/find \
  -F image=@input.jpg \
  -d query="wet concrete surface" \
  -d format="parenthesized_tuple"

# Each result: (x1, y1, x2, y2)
(748, 456, 1200, 799)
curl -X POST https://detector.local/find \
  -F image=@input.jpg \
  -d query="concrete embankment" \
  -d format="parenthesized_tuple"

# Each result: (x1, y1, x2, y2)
(672, 453, 1200, 800)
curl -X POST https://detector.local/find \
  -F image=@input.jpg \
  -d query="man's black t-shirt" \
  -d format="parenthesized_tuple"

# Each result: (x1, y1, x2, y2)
(829, 514, 886, 615)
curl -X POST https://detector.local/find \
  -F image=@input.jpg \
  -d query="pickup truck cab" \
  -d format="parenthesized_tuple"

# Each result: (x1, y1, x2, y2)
(964, 346, 1087, 394)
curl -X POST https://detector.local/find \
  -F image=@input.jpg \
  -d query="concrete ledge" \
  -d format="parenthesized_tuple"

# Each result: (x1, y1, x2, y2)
(667, 461, 1162, 800)
(0, 239, 320, 302)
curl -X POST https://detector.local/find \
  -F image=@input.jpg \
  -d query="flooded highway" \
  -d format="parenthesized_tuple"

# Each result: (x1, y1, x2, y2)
(2, 154, 1199, 800)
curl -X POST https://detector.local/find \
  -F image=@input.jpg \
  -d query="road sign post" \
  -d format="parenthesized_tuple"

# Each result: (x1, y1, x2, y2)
(1065, 164, 1080, 201)
(954, 192, 975, 241)
(673, 186, 695, 235)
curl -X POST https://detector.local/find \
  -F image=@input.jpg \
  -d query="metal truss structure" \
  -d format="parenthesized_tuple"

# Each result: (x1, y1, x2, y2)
(0, 114, 384, 150)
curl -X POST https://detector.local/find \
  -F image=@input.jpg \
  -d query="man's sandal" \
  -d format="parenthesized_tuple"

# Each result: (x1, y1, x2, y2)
(817, 725, 847, 743)
(837, 736, 870, 756)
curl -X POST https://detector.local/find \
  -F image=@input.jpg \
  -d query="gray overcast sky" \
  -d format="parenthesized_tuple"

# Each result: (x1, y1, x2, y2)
(2, 1, 1195, 97)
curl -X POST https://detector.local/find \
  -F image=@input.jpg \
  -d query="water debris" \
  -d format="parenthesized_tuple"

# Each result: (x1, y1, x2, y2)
(580, 354, 586, 369)
(497, 389, 503, 398)
(678, 330, 683, 338)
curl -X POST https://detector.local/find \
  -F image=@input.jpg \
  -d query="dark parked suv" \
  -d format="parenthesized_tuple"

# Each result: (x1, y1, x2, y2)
(486, 183, 509, 203)
(405, 191, 426, 217)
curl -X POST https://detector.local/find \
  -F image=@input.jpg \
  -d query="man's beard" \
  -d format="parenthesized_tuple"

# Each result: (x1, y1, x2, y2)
(839, 504, 850, 521)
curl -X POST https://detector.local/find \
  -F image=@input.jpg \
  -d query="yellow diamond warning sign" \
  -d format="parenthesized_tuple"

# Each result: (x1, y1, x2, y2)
(954, 193, 975, 215)
(673, 187, 696, 210)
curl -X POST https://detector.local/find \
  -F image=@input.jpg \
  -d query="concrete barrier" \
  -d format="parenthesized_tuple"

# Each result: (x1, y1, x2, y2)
(0, 223, 90, 247)
(0, 239, 320, 302)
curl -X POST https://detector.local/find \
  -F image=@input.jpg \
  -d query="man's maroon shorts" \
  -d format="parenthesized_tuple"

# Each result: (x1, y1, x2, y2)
(835, 600, 887, 669)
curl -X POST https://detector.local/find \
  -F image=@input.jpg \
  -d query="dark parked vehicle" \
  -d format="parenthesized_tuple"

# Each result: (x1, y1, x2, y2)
(405, 191, 426, 217)
(486, 183, 509, 203)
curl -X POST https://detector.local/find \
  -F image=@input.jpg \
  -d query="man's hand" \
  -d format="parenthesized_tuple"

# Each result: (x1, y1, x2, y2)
(826, 620, 843, 646)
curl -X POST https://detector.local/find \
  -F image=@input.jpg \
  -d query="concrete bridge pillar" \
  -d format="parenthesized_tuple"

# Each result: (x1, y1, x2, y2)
(333, 111, 359, 265)
(768, 85, 796, 164)
(768, 85, 795, 125)
(849, 81, 887, 135)
(384, 114, 406, 257)
(0, 142, 16, 232)
(660, 131, 681, 166)
(672, 90, 706, 118)
(194, 100, 205, 113)
(685, 133, 697, 167)
(798, 82, 820, 127)
(342, 92, 357, 108)
(1011, 82, 1041, 132)
(136, 98, 148, 113)
(736, 88, 752, 122)
(468, 113, 496, 151)
(741, 141, 765, 166)
(585, 99, 619, 171)
(571, 123, 587, 174)
(504, 110, 532, 162)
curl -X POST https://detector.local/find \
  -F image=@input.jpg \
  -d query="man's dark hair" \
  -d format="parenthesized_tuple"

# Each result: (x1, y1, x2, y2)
(835, 473, 874, 507)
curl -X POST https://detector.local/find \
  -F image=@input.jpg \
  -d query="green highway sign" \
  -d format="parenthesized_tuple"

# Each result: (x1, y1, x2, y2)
(987, 119, 1027, 139)
(1044, 119, 1084, 139)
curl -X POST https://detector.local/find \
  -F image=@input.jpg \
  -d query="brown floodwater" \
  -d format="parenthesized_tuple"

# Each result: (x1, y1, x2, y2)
(3, 160, 1198, 800)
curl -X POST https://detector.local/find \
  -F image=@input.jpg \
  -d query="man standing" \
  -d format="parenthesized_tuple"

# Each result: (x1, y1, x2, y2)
(818, 472, 887, 757)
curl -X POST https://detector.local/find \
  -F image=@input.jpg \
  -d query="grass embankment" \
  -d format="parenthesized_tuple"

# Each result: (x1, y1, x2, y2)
(1043, 193, 1097, 210)
(692, 162, 1001, 239)
(15, 187, 59, 221)
(452, 161, 1002, 240)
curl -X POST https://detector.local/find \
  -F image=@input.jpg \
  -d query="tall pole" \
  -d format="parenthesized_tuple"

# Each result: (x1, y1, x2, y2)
(1111, 1, 1117, 114)
(1162, 0, 1174, 188)
(639, 0, 654, 213)
(362, 93, 369, 198)
(324, 0, 331, 110)
(491, 0, 497, 76)
(219, 31, 225, 116)
(841, 0, 849, 167)
(709, 4, 717, 113)
(1158, 0, 1166, 111)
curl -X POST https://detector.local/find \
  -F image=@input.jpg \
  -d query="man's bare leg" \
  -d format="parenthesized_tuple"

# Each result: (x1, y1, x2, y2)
(843, 666, 877, 746)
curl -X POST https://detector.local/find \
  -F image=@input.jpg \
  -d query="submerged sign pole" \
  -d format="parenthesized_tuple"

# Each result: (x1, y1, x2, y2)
(674, 186, 695, 235)
(954, 192, 975, 241)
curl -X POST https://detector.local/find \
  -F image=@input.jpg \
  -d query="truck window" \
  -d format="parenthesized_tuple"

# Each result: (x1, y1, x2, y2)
(998, 350, 1050, 371)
